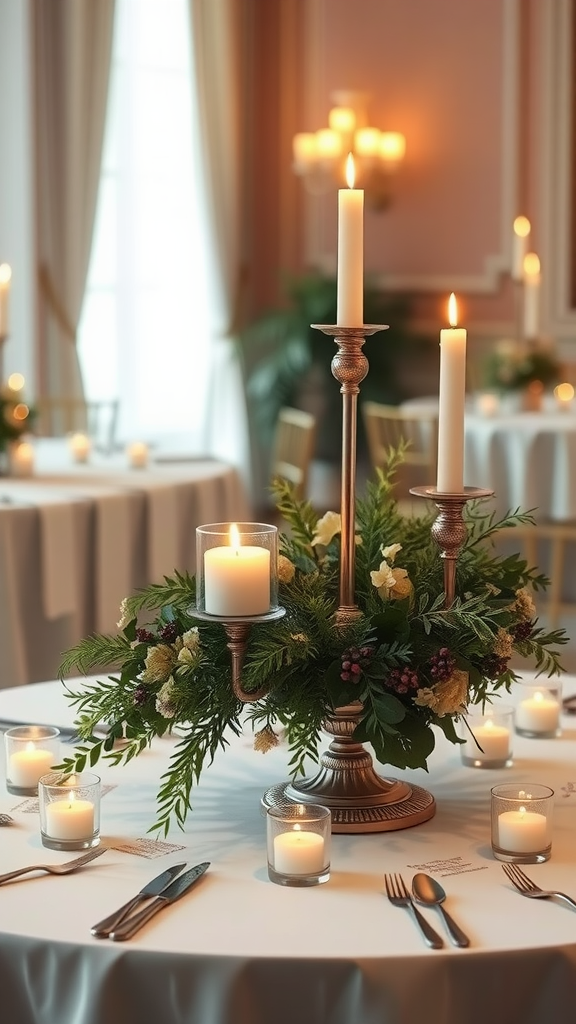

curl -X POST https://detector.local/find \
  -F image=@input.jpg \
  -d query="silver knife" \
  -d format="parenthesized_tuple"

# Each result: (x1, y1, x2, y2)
(109, 861, 210, 941)
(91, 862, 187, 938)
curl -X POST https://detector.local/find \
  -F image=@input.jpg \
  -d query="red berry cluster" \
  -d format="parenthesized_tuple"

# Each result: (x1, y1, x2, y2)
(428, 647, 456, 683)
(386, 665, 420, 694)
(135, 628, 155, 643)
(133, 684, 148, 706)
(480, 653, 509, 679)
(159, 622, 179, 643)
(511, 620, 534, 642)
(340, 646, 374, 682)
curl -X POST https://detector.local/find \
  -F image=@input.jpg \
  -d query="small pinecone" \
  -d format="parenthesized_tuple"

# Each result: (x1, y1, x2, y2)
(511, 619, 534, 642)
(159, 622, 179, 643)
(340, 645, 374, 682)
(386, 665, 420, 695)
(481, 653, 509, 679)
(428, 647, 456, 682)
(135, 628, 155, 643)
(133, 684, 148, 706)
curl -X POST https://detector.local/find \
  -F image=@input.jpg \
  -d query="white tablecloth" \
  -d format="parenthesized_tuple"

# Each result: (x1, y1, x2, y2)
(1, 673, 576, 1024)
(401, 397, 576, 521)
(0, 441, 250, 689)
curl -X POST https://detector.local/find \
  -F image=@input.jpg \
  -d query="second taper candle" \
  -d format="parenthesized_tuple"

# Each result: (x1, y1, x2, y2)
(437, 293, 467, 493)
(337, 154, 364, 326)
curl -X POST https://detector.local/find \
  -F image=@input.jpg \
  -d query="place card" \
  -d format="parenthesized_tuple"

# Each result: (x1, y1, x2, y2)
(110, 837, 187, 859)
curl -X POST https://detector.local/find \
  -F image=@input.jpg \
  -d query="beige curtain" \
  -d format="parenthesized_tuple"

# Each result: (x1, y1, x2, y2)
(32, 0, 115, 404)
(189, 0, 251, 490)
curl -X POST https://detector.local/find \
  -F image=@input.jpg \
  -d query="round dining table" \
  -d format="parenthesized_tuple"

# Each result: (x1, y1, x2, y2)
(402, 395, 576, 521)
(1, 672, 576, 1024)
(0, 440, 249, 690)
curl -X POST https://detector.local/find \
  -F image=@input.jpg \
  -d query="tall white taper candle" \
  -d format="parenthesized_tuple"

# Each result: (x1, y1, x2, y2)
(437, 293, 467, 493)
(337, 154, 364, 326)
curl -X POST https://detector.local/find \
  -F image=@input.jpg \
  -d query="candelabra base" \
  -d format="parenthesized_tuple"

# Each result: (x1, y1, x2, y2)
(262, 703, 436, 833)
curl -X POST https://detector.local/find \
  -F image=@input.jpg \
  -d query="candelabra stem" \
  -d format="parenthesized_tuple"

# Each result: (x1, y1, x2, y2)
(410, 486, 494, 607)
(312, 324, 387, 625)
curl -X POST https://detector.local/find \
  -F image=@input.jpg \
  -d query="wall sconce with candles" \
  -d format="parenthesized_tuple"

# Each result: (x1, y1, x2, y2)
(292, 91, 405, 211)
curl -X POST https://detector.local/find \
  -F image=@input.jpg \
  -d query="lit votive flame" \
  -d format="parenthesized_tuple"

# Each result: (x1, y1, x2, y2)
(230, 523, 241, 554)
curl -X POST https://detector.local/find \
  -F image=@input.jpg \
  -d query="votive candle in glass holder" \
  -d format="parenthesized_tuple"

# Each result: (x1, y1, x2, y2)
(460, 705, 513, 768)
(127, 441, 149, 468)
(266, 803, 331, 886)
(69, 432, 91, 463)
(514, 680, 562, 738)
(196, 522, 278, 616)
(4, 726, 61, 795)
(491, 783, 554, 863)
(39, 772, 101, 851)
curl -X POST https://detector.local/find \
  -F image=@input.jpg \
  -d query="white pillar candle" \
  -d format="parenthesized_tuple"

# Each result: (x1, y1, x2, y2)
(9, 745, 56, 789)
(498, 806, 548, 853)
(0, 263, 11, 336)
(204, 524, 270, 616)
(465, 719, 510, 762)
(437, 293, 467, 492)
(511, 216, 530, 281)
(69, 432, 91, 463)
(127, 441, 149, 468)
(45, 792, 95, 841)
(515, 689, 560, 734)
(336, 154, 364, 326)
(273, 829, 325, 875)
(523, 252, 541, 339)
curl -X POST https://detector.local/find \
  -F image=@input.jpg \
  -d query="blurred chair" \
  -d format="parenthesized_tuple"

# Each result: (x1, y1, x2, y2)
(270, 407, 316, 501)
(362, 401, 438, 498)
(36, 398, 120, 454)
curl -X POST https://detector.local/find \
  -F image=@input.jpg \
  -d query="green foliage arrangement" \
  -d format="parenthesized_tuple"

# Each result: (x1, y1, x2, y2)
(484, 340, 561, 393)
(0, 382, 35, 454)
(59, 452, 567, 836)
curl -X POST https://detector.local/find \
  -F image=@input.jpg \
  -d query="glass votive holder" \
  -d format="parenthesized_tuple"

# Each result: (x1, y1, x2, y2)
(460, 705, 514, 768)
(4, 726, 61, 795)
(69, 432, 91, 463)
(39, 772, 101, 851)
(491, 783, 554, 863)
(514, 680, 562, 738)
(266, 803, 331, 886)
(196, 522, 278, 616)
(127, 441, 149, 468)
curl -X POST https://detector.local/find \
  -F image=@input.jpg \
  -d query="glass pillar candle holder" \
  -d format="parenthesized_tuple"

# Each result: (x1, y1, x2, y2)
(491, 784, 554, 863)
(196, 522, 278, 616)
(4, 726, 61, 795)
(514, 681, 562, 738)
(39, 772, 101, 851)
(266, 804, 331, 886)
(460, 705, 513, 768)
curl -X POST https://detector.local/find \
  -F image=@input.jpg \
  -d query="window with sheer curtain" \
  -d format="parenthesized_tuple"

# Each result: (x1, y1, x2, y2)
(78, 0, 216, 448)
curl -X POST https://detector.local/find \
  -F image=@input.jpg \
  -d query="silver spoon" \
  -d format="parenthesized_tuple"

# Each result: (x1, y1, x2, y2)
(411, 873, 470, 947)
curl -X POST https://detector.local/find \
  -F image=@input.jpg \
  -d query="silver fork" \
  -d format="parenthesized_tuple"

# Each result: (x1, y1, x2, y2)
(384, 873, 444, 948)
(0, 845, 107, 885)
(502, 863, 576, 910)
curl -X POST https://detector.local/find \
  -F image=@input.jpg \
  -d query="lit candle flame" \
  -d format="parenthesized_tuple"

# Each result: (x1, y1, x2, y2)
(534, 691, 544, 704)
(448, 292, 458, 327)
(26, 741, 35, 753)
(513, 215, 531, 239)
(523, 252, 540, 278)
(0, 263, 11, 284)
(8, 372, 24, 391)
(345, 152, 356, 189)
(519, 805, 527, 817)
(229, 523, 240, 554)
(555, 382, 574, 402)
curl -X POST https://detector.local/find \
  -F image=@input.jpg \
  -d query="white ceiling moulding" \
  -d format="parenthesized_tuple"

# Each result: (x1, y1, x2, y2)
(303, 0, 521, 296)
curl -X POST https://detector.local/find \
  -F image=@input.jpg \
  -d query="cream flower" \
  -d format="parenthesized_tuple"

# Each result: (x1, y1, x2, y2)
(177, 646, 194, 666)
(514, 588, 536, 621)
(311, 511, 341, 547)
(117, 598, 132, 630)
(182, 628, 201, 653)
(370, 559, 396, 591)
(141, 643, 175, 684)
(382, 543, 402, 563)
(413, 670, 469, 717)
(371, 560, 412, 600)
(155, 676, 177, 719)
(389, 567, 413, 601)
(278, 554, 296, 584)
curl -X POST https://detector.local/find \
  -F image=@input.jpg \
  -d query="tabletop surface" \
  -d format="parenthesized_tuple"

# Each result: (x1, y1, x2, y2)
(1, 673, 576, 1024)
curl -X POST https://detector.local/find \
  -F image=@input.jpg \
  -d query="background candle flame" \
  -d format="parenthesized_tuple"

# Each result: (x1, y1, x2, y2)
(345, 152, 355, 189)
(448, 292, 458, 327)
